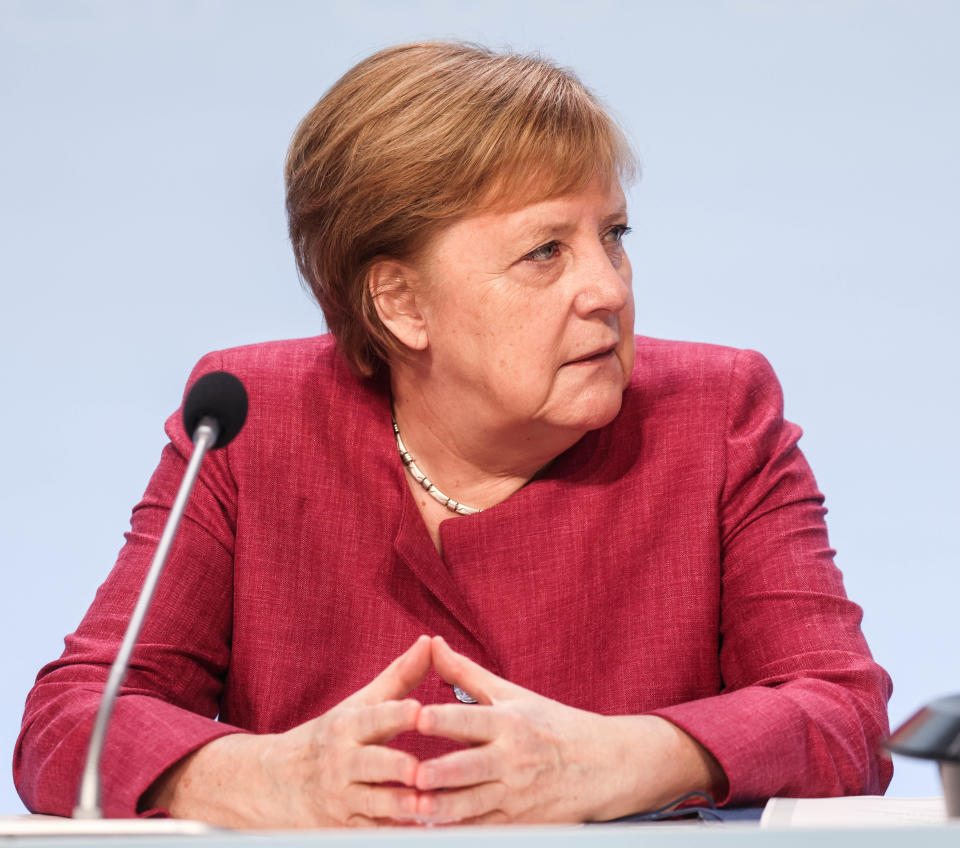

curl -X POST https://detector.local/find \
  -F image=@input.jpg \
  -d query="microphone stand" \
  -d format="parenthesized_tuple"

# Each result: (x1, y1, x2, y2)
(73, 417, 219, 819)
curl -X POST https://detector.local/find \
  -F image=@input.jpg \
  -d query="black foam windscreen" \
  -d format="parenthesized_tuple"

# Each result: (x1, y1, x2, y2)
(182, 371, 248, 449)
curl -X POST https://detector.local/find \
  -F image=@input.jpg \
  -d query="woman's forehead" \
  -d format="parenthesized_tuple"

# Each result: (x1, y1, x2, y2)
(478, 160, 625, 213)
(472, 179, 626, 232)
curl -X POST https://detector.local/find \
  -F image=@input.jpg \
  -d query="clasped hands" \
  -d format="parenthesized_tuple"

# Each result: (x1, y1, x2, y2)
(256, 634, 619, 827)
(150, 634, 724, 828)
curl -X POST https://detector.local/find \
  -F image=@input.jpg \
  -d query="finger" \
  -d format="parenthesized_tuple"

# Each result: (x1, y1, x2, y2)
(417, 781, 507, 824)
(349, 744, 419, 786)
(416, 746, 501, 790)
(344, 814, 378, 828)
(342, 782, 420, 822)
(344, 812, 415, 828)
(417, 703, 500, 743)
(458, 810, 511, 825)
(350, 698, 421, 744)
(430, 635, 515, 704)
(348, 635, 432, 707)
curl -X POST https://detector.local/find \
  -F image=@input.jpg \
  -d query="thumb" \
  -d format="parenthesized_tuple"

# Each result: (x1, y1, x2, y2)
(430, 635, 517, 705)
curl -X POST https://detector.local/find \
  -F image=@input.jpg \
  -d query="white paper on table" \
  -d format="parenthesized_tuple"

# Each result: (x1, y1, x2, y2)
(760, 796, 947, 828)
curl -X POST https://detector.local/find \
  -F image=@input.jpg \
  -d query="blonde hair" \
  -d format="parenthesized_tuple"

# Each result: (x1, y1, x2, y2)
(285, 41, 636, 377)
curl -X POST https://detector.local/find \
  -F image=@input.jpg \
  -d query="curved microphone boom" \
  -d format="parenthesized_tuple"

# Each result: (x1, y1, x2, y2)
(74, 371, 248, 819)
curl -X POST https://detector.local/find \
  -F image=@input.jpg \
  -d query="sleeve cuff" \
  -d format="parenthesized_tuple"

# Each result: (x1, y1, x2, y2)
(101, 695, 247, 818)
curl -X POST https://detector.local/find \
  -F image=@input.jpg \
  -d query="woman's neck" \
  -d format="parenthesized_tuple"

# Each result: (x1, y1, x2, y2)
(390, 370, 585, 514)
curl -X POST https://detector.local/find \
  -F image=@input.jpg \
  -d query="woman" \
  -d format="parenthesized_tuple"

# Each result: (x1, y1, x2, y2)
(14, 42, 892, 826)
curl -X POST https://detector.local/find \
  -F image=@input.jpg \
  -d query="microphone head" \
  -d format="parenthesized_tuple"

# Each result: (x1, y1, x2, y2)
(182, 371, 248, 449)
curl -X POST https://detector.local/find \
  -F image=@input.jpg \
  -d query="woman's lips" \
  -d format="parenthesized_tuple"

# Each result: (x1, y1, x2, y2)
(565, 346, 617, 365)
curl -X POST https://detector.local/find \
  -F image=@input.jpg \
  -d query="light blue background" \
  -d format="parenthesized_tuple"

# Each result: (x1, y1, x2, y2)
(1, 0, 957, 815)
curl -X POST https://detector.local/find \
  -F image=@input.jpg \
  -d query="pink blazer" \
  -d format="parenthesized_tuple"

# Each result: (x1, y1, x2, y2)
(14, 335, 892, 816)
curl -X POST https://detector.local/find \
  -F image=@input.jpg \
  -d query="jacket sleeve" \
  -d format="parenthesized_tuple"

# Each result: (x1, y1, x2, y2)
(649, 348, 893, 804)
(13, 352, 246, 818)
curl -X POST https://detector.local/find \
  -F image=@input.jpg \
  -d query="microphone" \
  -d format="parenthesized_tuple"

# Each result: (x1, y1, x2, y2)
(182, 371, 248, 450)
(73, 371, 248, 820)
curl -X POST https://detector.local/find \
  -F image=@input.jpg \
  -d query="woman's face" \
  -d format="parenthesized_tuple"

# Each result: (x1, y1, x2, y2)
(410, 179, 636, 439)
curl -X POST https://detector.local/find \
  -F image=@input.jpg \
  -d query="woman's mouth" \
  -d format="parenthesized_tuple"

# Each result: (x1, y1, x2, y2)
(566, 345, 616, 366)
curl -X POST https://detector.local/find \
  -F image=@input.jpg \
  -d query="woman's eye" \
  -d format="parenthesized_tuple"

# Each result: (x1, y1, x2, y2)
(604, 224, 632, 244)
(524, 241, 561, 262)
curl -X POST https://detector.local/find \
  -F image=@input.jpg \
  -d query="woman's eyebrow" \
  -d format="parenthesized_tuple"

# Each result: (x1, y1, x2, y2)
(601, 206, 628, 225)
(517, 208, 628, 246)
(516, 219, 578, 245)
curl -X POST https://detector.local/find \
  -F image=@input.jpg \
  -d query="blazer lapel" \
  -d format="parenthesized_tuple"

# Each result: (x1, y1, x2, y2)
(392, 488, 500, 674)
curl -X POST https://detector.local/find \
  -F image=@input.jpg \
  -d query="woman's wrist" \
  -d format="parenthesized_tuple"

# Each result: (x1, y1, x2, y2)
(140, 733, 260, 824)
(584, 714, 728, 821)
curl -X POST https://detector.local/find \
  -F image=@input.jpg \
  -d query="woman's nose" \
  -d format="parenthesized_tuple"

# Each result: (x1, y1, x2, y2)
(573, 248, 631, 317)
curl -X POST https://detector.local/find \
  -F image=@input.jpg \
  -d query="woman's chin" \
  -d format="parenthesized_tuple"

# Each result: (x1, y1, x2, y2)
(550, 385, 625, 434)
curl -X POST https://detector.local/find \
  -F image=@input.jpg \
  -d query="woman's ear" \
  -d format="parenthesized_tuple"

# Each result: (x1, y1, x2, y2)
(368, 259, 429, 352)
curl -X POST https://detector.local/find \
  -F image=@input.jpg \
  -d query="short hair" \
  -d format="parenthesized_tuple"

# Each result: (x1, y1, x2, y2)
(285, 41, 636, 378)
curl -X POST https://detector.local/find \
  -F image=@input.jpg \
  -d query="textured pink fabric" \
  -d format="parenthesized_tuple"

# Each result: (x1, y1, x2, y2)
(14, 335, 892, 817)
